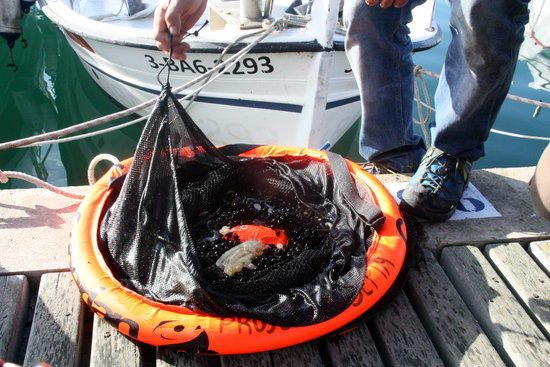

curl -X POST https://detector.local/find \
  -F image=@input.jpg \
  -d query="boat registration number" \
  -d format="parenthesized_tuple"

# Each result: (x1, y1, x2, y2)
(144, 55, 274, 74)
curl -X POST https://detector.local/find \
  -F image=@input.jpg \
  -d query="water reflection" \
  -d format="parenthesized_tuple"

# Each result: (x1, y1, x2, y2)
(0, 10, 67, 188)
(519, 0, 550, 92)
(0, 8, 142, 189)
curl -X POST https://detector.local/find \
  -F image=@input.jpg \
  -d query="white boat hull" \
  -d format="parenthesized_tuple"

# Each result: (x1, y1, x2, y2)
(41, 0, 441, 149)
(71, 36, 361, 148)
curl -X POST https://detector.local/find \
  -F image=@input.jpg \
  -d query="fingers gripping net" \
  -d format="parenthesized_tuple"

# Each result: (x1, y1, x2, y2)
(100, 87, 377, 326)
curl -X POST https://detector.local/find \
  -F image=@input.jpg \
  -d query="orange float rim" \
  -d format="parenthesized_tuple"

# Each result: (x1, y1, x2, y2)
(70, 145, 408, 354)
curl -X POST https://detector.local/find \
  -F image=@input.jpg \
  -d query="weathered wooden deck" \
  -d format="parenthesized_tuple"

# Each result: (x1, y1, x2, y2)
(1, 167, 549, 366)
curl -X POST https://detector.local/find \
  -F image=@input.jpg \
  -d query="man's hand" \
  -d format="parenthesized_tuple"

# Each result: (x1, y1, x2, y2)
(154, 0, 207, 60)
(365, 0, 409, 8)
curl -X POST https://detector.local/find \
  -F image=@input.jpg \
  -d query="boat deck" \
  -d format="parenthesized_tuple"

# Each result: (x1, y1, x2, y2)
(1, 167, 549, 366)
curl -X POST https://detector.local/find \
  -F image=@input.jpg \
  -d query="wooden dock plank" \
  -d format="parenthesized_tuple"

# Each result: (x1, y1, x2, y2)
(221, 353, 272, 367)
(528, 240, 550, 276)
(371, 291, 444, 367)
(441, 246, 550, 367)
(0, 187, 87, 276)
(485, 242, 550, 339)
(90, 315, 145, 367)
(325, 322, 383, 367)
(23, 272, 83, 367)
(406, 250, 504, 367)
(270, 342, 323, 367)
(0, 275, 29, 362)
(156, 348, 209, 367)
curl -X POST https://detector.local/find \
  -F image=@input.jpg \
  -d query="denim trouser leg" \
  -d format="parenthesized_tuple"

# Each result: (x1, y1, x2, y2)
(343, 0, 426, 173)
(432, 0, 530, 160)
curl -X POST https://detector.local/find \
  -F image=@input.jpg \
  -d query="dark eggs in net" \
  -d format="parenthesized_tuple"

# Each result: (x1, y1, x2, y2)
(190, 191, 332, 296)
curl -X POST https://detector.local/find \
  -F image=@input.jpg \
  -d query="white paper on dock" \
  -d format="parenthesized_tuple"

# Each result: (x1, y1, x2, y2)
(383, 182, 502, 220)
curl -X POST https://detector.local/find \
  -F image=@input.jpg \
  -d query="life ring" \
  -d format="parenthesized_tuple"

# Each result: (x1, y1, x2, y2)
(70, 145, 408, 354)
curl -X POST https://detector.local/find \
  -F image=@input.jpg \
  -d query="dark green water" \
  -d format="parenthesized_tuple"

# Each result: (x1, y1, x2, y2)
(0, 4, 548, 189)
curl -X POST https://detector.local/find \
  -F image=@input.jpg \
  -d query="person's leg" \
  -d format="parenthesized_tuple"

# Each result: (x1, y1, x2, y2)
(401, 0, 531, 221)
(530, 144, 550, 221)
(432, 0, 530, 158)
(343, 0, 426, 173)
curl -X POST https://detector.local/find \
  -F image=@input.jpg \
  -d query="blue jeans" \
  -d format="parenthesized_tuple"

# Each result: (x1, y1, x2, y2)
(343, 0, 530, 172)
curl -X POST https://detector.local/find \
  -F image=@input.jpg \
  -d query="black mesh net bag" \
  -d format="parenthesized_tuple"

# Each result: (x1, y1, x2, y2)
(99, 85, 387, 327)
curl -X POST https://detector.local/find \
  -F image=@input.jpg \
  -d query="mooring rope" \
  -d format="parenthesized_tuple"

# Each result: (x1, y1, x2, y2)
(415, 66, 550, 109)
(413, 66, 550, 142)
(22, 33, 277, 148)
(185, 26, 268, 109)
(21, 44, 261, 148)
(413, 67, 433, 146)
(0, 18, 287, 196)
(0, 170, 85, 199)
(489, 128, 550, 141)
(0, 152, 121, 198)
(0, 18, 286, 151)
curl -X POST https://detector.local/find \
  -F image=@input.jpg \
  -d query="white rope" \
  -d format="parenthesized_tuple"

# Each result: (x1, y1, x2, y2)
(416, 67, 550, 109)
(0, 170, 85, 199)
(490, 128, 550, 141)
(185, 28, 267, 109)
(0, 19, 286, 199)
(20, 40, 271, 147)
(416, 99, 436, 112)
(0, 18, 285, 151)
(21, 115, 149, 148)
(413, 65, 550, 142)
(87, 153, 120, 185)
(0, 154, 121, 199)
(20, 39, 270, 148)
(413, 70, 433, 146)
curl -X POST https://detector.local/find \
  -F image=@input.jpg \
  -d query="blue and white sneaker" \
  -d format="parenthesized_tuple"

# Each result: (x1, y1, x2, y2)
(400, 147, 473, 222)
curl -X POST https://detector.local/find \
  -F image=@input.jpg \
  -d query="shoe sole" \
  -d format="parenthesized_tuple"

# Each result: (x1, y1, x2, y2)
(399, 200, 454, 223)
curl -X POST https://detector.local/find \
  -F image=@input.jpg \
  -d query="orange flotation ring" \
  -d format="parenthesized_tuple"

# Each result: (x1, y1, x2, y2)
(70, 145, 407, 354)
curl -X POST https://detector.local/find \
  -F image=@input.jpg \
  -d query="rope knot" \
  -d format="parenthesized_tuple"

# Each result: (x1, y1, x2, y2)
(263, 18, 285, 31)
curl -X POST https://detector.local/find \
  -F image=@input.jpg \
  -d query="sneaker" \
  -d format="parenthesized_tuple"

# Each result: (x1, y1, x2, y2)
(400, 147, 472, 222)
